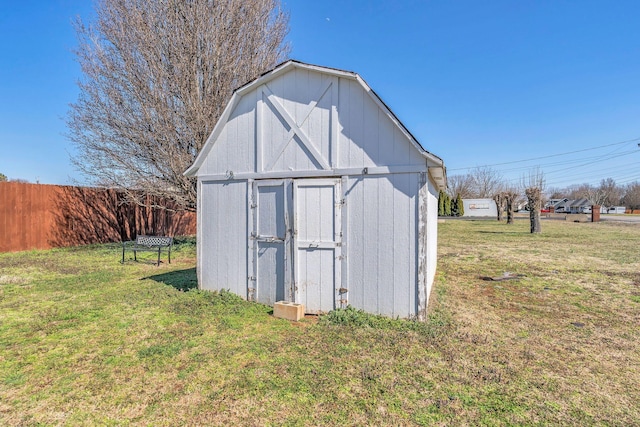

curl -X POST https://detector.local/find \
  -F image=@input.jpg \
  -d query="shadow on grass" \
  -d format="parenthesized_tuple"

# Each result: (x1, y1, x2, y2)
(145, 268, 197, 291)
(477, 231, 528, 235)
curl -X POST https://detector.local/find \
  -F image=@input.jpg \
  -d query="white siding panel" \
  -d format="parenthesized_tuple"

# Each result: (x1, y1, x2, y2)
(361, 176, 379, 312)
(201, 126, 226, 175)
(297, 185, 334, 242)
(317, 79, 333, 168)
(337, 77, 425, 170)
(340, 79, 365, 169)
(257, 243, 285, 305)
(257, 185, 285, 238)
(346, 174, 419, 318)
(199, 181, 247, 296)
(362, 90, 380, 167)
(200, 93, 256, 175)
(377, 176, 395, 316)
(297, 248, 335, 313)
(346, 176, 365, 310)
(425, 178, 439, 302)
(262, 88, 289, 171)
(392, 173, 417, 317)
(393, 126, 413, 167)
(377, 108, 395, 167)
(260, 70, 333, 173)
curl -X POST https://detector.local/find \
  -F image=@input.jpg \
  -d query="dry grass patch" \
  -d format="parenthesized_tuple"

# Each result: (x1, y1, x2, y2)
(0, 225, 638, 425)
(437, 219, 640, 425)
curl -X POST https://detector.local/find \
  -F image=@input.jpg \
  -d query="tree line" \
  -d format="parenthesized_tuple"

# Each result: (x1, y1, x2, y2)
(448, 167, 640, 210)
(441, 166, 640, 233)
(441, 167, 545, 232)
(548, 178, 640, 209)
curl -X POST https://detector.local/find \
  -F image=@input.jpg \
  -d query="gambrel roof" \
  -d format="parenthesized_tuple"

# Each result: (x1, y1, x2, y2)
(185, 60, 446, 189)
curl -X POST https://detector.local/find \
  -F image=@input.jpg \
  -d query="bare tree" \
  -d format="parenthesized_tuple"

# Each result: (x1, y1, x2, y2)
(582, 185, 607, 206)
(492, 192, 505, 221)
(523, 168, 545, 234)
(67, 0, 290, 210)
(568, 178, 624, 207)
(470, 166, 503, 198)
(503, 189, 520, 225)
(599, 178, 624, 207)
(547, 187, 565, 200)
(446, 174, 474, 199)
(563, 184, 584, 200)
(622, 181, 640, 210)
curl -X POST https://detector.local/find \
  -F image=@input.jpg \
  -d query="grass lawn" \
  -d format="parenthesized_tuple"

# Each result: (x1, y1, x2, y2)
(1, 222, 639, 425)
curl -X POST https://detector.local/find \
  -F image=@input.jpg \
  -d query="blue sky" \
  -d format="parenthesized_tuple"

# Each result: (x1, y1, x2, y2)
(1, 0, 639, 189)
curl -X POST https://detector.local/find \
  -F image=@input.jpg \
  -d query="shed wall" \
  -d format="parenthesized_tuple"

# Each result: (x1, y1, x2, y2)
(191, 62, 444, 319)
(425, 178, 439, 303)
(199, 93, 257, 176)
(199, 181, 248, 296)
(196, 68, 428, 178)
(344, 173, 419, 318)
(337, 79, 424, 170)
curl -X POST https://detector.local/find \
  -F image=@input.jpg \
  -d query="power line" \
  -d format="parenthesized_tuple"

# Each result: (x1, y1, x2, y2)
(485, 149, 639, 176)
(448, 137, 640, 172)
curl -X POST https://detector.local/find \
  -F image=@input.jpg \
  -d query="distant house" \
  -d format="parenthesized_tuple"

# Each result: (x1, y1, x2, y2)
(545, 198, 568, 212)
(567, 198, 594, 214)
(552, 199, 571, 213)
(546, 198, 568, 207)
(462, 199, 497, 217)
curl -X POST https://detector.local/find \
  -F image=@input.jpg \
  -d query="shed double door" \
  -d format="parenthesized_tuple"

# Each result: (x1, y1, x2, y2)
(251, 178, 341, 314)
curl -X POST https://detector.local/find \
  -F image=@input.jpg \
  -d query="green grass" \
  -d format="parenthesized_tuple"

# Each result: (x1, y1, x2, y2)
(1, 221, 639, 425)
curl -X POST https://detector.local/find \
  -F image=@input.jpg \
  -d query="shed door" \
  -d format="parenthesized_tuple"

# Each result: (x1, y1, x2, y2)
(293, 179, 342, 314)
(253, 180, 292, 306)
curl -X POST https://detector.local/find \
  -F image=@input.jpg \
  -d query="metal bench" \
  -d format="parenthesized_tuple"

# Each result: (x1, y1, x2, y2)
(122, 235, 173, 266)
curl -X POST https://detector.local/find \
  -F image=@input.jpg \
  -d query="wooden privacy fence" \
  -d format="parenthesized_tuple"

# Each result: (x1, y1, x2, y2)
(0, 182, 195, 252)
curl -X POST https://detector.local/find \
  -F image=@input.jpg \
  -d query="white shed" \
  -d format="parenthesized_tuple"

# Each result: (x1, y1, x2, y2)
(184, 61, 446, 319)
